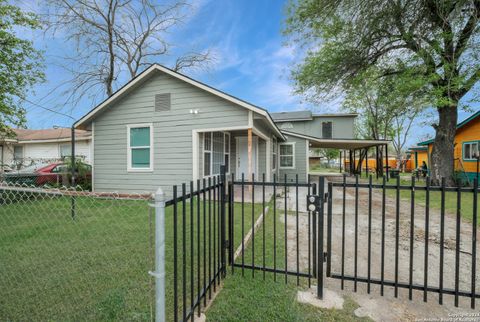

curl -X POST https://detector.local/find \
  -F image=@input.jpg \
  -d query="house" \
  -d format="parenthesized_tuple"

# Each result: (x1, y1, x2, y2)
(407, 146, 429, 170)
(74, 64, 388, 194)
(416, 110, 480, 181)
(0, 128, 92, 170)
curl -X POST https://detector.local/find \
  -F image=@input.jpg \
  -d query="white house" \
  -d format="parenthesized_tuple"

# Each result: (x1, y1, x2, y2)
(0, 128, 92, 170)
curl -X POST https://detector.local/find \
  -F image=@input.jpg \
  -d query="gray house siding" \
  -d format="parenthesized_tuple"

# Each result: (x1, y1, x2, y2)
(93, 72, 249, 196)
(278, 134, 308, 183)
(277, 116, 355, 139)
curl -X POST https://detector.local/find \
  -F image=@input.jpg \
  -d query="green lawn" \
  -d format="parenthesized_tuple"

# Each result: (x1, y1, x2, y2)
(0, 190, 264, 321)
(207, 205, 371, 321)
(206, 273, 370, 322)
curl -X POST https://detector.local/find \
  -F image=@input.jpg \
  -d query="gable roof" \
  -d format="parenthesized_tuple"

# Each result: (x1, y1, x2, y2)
(74, 64, 285, 139)
(271, 111, 313, 122)
(417, 109, 480, 146)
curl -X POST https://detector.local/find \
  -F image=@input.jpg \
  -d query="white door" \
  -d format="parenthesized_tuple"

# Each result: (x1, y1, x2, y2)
(236, 137, 258, 180)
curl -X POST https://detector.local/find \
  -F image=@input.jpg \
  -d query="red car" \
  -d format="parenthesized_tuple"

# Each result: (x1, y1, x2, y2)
(35, 163, 91, 186)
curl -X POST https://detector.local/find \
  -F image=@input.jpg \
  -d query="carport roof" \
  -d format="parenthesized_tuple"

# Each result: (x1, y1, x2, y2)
(281, 131, 390, 149)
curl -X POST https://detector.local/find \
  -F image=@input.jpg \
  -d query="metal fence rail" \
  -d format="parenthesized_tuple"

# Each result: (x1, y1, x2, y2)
(164, 174, 225, 322)
(326, 175, 479, 309)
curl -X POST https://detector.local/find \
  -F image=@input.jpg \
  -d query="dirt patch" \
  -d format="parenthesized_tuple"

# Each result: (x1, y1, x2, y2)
(277, 182, 479, 320)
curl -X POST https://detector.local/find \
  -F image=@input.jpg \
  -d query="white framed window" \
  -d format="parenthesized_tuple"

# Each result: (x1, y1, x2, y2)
(279, 142, 295, 169)
(60, 143, 71, 158)
(13, 145, 23, 160)
(203, 131, 230, 177)
(272, 138, 277, 170)
(463, 141, 479, 160)
(127, 124, 153, 172)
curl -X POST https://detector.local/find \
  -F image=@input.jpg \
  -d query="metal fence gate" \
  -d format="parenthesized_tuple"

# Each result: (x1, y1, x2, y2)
(324, 175, 479, 309)
(227, 173, 321, 288)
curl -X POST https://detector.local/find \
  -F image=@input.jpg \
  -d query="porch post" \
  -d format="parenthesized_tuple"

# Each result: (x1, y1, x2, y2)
(248, 128, 253, 181)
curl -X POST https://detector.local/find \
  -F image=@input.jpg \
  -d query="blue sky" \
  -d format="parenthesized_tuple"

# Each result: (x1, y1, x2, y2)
(18, 0, 479, 145)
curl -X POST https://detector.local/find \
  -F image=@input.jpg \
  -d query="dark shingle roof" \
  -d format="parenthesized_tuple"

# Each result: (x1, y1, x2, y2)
(270, 111, 312, 122)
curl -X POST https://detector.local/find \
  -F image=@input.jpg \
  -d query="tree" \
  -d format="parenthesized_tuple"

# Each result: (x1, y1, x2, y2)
(319, 148, 340, 165)
(343, 68, 427, 169)
(0, 0, 44, 137)
(46, 0, 212, 104)
(285, 0, 480, 184)
(389, 104, 423, 170)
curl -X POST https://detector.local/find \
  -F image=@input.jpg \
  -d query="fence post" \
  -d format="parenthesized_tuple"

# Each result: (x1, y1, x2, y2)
(150, 188, 166, 322)
(220, 165, 227, 276)
(317, 176, 325, 299)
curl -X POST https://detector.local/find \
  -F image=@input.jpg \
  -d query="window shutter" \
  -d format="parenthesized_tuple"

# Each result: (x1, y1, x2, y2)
(322, 122, 333, 139)
(155, 93, 171, 111)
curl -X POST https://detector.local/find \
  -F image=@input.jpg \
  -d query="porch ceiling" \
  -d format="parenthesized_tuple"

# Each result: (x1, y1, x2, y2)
(282, 130, 390, 149)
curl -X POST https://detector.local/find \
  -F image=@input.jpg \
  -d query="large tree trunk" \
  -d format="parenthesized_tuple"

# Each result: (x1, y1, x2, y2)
(430, 105, 458, 186)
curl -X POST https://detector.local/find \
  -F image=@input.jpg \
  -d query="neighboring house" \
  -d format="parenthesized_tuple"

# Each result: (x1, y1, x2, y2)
(407, 146, 429, 170)
(271, 111, 357, 140)
(0, 128, 92, 170)
(415, 110, 480, 181)
(271, 111, 357, 169)
(74, 64, 386, 194)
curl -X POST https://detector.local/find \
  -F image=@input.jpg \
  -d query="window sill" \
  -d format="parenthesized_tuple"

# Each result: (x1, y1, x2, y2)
(127, 168, 154, 173)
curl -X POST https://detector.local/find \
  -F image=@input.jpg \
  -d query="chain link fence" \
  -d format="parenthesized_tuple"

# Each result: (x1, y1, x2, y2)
(0, 183, 154, 321)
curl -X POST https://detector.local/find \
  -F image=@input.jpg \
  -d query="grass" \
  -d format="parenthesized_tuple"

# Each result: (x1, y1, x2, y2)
(207, 201, 371, 321)
(354, 173, 478, 223)
(206, 273, 370, 322)
(309, 164, 341, 174)
(0, 190, 264, 321)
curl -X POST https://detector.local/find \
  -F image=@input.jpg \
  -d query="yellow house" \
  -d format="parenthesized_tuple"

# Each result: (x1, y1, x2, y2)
(408, 146, 429, 169)
(417, 110, 480, 181)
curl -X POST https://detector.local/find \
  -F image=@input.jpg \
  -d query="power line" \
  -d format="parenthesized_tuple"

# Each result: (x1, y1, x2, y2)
(20, 97, 75, 121)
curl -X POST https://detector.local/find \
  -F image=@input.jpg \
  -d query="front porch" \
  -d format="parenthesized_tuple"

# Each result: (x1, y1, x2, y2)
(195, 127, 276, 183)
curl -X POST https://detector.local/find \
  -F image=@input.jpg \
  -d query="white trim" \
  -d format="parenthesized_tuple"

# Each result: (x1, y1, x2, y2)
(279, 142, 296, 169)
(75, 64, 285, 140)
(224, 132, 231, 175)
(91, 122, 95, 191)
(192, 131, 199, 181)
(306, 140, 309, 182)
(248, 111, 253, 128)
(266, 138, 271, 181)
(252, 126, 269, 141)
(126, 123, 154, 172)
(272, 137, 277, 172)
(281, 130, 390, 147)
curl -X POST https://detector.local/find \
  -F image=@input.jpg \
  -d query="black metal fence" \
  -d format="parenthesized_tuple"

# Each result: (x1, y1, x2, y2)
(165, 173, 226, 322)
(326, 175, 479, 309)
(166, 170, 479, 321)
(228, 173, 318, 287)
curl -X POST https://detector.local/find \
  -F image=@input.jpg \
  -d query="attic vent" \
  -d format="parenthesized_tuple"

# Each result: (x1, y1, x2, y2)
(155, 93, 171, 111)
(280, 122, 293, 129)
